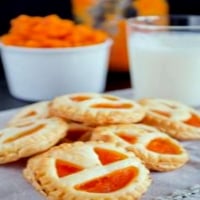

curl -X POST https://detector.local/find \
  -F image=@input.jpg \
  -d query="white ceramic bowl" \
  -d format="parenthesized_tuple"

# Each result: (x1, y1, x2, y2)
(0, 39, 112, 101)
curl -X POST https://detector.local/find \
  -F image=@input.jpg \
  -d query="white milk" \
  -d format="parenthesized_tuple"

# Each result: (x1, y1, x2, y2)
(128, 32, 200, 106)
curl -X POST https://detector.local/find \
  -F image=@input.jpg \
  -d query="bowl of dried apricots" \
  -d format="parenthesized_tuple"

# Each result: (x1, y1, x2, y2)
(0, 14, 112, 101)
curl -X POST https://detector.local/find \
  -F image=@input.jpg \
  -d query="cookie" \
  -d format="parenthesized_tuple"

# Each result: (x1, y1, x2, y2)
(0, 117, 68, 164)
(59, 122, 93, 143)
(23, 141, 151, 200)
(50, 93, 145, 126)
(138, 98, 200, 140)
(90, 124, 189, 171)
(7, 101, 50, 127)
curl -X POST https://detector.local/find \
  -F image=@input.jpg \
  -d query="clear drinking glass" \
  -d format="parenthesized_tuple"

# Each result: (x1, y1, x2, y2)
(127, 15, 200, 107)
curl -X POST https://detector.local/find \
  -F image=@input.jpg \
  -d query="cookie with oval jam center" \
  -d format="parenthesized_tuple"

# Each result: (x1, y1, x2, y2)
(49, 93, 146, 126)
(23, 141, 151, 200)
(0, 117, 68, 164)
(90, 124, 189, 171)
(138, 98, 200, 140)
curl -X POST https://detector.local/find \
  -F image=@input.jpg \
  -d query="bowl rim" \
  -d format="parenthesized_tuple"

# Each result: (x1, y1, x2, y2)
(0, 39, 113, 53)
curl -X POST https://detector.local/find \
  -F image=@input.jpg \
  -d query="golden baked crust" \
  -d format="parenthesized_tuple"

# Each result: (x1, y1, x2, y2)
(49, 93, 145, 126)
(23, 141, 151, 200)
(139, 98, 200, 140)
(0, 117, 68, 164)
(90, 124, 189, 171)
(7, 101, 50, 127)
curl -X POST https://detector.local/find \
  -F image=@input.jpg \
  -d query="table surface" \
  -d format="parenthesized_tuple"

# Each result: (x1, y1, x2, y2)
(0, 71, 131, 111)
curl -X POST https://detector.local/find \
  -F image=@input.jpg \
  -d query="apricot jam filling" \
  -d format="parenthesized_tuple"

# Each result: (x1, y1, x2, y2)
(56, 159, 83, 178)
(147, 138, 181, 154)
(118, 133, 137, 144)
(22, 111, 37, 118)
(75, 166, 138, 193)
(91, 103, 133, 109)
(67, 129, 88, 141)
(70, 96, 91, 102)
(184, 113, 200, 127)
(94, 148, 127, 165)
(3, 124, 45, 143)
(151, 110, 171, 117)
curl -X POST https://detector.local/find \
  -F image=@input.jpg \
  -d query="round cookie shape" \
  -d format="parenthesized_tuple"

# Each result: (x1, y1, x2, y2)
(139, 98, 200, 140)
(50, 93, 145, 126)
(23, 141, 151, 200)
(8, 101, 50, 127)
(90, 124, 189, 171)
(0, 117, 68, 164)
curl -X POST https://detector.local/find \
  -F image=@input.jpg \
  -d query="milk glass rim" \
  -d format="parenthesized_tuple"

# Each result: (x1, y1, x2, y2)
(127, 15, 200, 30)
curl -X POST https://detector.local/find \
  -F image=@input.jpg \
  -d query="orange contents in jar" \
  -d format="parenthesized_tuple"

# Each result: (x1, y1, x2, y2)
(72, 0, 96, 25)
(108, 20, 129, 72)
(133, 0, 169, 16)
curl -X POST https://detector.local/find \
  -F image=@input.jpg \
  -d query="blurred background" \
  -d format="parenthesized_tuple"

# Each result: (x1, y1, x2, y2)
(0, 0, 199, 108)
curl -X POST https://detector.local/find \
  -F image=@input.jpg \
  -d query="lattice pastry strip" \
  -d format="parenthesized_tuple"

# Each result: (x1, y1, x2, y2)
(0, 117, 68, 164)
(49, 93, 145, 126)
(138, 98, 200, 140)
(7, 101, 50, 127)
(24, 142, 151, 200)
(90, 124, 189, 171)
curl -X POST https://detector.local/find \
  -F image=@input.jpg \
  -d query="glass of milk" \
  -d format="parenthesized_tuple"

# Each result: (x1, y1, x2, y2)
(127, 15, 200, 107)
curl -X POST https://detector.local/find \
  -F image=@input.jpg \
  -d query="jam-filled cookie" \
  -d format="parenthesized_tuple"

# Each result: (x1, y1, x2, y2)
(59, 122, 93, 143)
(0, 117, 68, 164)
(49, 93, 145, 126)
(8, 101, 50, 127)
(23, 141, 151, 200)
(90, 124, 189, 171)
(138, 98, 200, 140)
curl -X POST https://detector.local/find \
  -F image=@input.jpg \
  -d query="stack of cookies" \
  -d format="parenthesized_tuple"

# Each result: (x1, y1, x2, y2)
(0, 92, 199, 200)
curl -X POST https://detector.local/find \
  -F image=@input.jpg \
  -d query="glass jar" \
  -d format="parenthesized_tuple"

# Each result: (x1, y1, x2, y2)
(72, 0, 169, 71)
